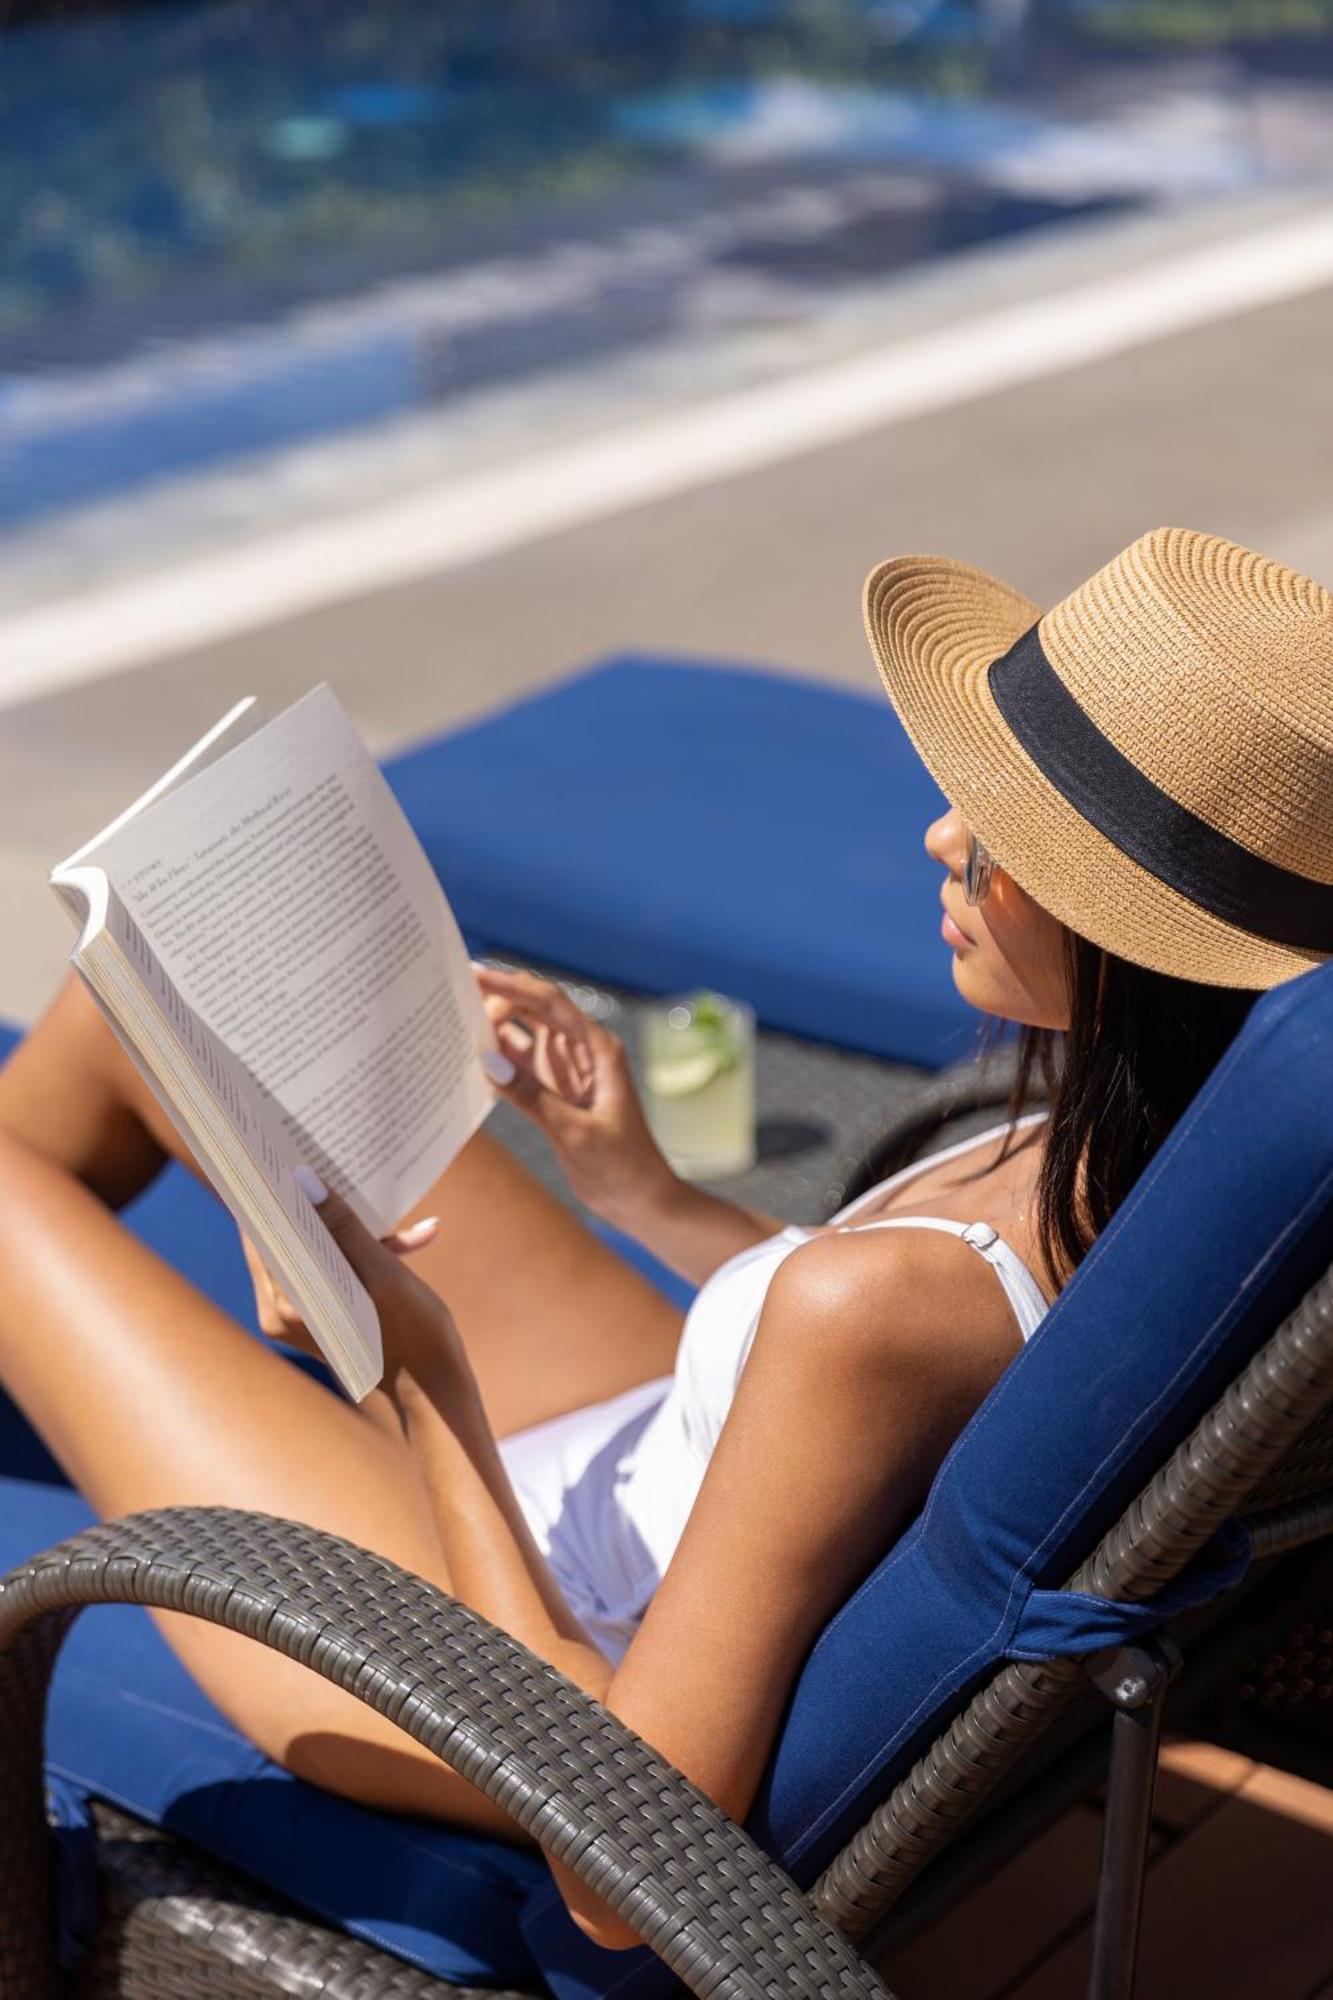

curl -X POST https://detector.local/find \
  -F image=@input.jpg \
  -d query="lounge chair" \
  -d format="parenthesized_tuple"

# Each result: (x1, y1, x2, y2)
(2, 948, 1333, 1998)
(4, 658, 1333, 1996)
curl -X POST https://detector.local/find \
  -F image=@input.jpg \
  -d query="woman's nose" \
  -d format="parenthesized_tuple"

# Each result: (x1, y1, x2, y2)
(924, 808, 964, 871)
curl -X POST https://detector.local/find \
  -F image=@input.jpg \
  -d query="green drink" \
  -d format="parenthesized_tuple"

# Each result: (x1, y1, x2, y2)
(642, 990, 756, 1180)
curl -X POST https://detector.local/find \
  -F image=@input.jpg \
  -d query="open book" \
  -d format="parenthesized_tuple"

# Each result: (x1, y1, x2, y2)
(50, 685, 496, 1402)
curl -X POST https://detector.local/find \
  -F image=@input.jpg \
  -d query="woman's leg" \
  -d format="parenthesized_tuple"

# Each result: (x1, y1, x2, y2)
(0, 975, 685, 1435)
(0, 1127, 537, 1835)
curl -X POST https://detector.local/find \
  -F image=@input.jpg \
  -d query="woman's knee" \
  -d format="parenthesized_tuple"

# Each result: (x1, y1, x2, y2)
(0, 974, 180, 1196)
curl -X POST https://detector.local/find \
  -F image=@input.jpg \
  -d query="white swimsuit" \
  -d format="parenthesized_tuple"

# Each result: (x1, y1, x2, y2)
(499, 1111, 1051, 1663)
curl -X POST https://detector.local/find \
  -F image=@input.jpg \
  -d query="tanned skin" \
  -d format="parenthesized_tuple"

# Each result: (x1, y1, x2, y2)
(0, 807, 1069, 1946)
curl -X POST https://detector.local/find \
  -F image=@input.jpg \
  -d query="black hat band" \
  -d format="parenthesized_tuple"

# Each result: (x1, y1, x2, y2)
(986, 623, 1333, 954)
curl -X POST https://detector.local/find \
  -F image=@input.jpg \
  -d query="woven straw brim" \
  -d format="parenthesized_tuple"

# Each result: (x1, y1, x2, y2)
(864, 554, 1327, 990)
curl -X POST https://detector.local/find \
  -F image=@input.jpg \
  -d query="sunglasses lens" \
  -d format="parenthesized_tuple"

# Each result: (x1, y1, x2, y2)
(964, 836, 994, 905)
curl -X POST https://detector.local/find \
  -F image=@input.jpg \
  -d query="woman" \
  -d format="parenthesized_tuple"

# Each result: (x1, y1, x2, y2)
(0, 525, 1326, 1950)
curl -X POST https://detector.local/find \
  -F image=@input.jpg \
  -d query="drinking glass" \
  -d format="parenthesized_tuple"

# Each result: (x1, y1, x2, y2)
(640, 990, 756, 1180)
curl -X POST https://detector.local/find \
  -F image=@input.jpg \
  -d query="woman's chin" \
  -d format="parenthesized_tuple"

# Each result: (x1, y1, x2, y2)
(952, 953, 1067, 1031)
(949, 950, 1013, 1023)
(948, 947, 983, 1001)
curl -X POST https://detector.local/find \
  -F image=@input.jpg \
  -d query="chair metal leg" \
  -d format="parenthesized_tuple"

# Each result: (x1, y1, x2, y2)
(1084, 1637, 1181, 2000)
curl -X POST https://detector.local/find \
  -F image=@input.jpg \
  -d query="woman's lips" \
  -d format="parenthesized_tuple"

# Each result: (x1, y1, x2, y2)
(940, 902, 975, 950)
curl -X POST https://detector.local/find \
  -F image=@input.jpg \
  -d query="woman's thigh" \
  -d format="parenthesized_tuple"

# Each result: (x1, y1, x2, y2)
(0, 1131, 536, 1837)
(0, 975, 686, 1437)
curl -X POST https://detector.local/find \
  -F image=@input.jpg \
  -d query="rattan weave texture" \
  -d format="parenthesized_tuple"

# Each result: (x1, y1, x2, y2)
(0, 1509, 891, 2000)
(73, 1803, 496, 1999)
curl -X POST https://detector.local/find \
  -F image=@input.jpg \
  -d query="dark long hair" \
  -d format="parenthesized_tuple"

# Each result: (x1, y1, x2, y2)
(975, 930, 1257, 1291)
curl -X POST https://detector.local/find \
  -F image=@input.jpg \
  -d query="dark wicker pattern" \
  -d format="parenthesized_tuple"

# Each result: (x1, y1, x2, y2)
(72, 1803, 496, 1999)
(0, 1509, 891, 2000)
(0, 1604, 69, 1998)
(812, 1250, 1333, 1942)
(1247, 1490, 1333, 1560)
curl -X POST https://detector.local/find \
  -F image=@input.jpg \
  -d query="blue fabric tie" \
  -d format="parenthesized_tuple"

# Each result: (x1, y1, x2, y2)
(1005, 1518, 1252, 1663)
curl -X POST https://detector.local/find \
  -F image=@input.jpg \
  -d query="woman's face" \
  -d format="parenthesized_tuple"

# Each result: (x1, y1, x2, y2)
(926, 806, 1071, 1030)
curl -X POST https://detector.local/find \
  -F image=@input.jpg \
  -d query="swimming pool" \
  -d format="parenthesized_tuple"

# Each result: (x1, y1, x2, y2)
(3, 0, 1332, 531)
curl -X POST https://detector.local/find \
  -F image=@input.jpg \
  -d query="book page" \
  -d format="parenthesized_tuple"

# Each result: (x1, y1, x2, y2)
(93, 885, 381, 1396)
(84, 686, 493, 1235)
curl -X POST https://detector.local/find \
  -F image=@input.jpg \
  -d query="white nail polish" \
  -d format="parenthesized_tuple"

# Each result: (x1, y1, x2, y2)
(398, 1216, 439, 1245)
(481, 1048, 516, 1085)
(294, 1163, 328, 1205)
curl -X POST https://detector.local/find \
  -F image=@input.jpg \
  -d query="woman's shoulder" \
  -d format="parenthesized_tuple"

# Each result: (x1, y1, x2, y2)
(762, 1220, 1027, 1373)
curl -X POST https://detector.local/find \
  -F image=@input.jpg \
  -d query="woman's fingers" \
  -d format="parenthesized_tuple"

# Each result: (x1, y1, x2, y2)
(486, 1002, 561, 1094)
(548, 1027, 591, 1106)
(240, 1232, 308, 1340)
(383, 1215, 440, 1255)
(495, 1014, 544, 1081)
(474, 966, 633, 1151)
(291, 1173, 460, 1377)
(476, 967, 609, 1105)
(243, 1207, 438, 1342)
(293, 1169, 413, 1303)
(473, 963, 595, 1053)
(518, 1018, 589, 1105)
(486, 1028, 565, 1125)
(491, 1014, 583, 1115)
(240, 1231, 268, 1293)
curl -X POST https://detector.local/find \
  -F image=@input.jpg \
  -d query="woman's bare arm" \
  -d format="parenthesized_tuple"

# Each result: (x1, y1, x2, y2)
(602, 1173, 787, 1286)
(583, 1226, 1023, 1938)
(474, 963, 785, 1282)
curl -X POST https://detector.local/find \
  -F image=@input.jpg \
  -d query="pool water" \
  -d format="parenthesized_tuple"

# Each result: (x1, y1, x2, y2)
(3, 0, 1332, 531)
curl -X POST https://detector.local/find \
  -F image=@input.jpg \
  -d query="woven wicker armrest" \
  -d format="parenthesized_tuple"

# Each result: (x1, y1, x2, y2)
(0, 1506, 890, 2000)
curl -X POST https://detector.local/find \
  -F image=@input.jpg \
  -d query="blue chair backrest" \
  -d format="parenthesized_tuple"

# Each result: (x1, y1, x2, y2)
(525, 959, 1333, 1998)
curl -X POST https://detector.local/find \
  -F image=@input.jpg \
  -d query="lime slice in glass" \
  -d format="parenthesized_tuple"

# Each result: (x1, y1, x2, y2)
(687, 994, 741, 1062)
(645, 1047, 727, 1099)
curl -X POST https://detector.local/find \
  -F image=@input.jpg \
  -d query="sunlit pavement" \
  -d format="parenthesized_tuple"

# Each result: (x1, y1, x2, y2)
(3, 189, 1332, 1024)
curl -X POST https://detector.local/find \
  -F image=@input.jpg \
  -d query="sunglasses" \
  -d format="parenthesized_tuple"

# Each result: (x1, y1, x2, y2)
(963, 831, 995, 907)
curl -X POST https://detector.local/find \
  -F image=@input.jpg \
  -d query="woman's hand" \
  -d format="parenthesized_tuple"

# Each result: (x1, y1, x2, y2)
(473, 962, 677, 1229)
(240, 1199, 446, 1371)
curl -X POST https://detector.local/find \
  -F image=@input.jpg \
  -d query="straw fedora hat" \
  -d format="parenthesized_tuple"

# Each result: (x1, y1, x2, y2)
(864, 525, 1333, 990)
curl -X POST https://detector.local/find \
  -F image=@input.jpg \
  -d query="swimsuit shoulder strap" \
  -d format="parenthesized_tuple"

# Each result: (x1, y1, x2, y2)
(843, 1214, 1050, 1344)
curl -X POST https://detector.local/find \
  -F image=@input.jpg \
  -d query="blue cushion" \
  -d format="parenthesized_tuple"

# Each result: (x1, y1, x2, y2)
(383, 656, 974, 1067)
(520, 960, 1333, 1997)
